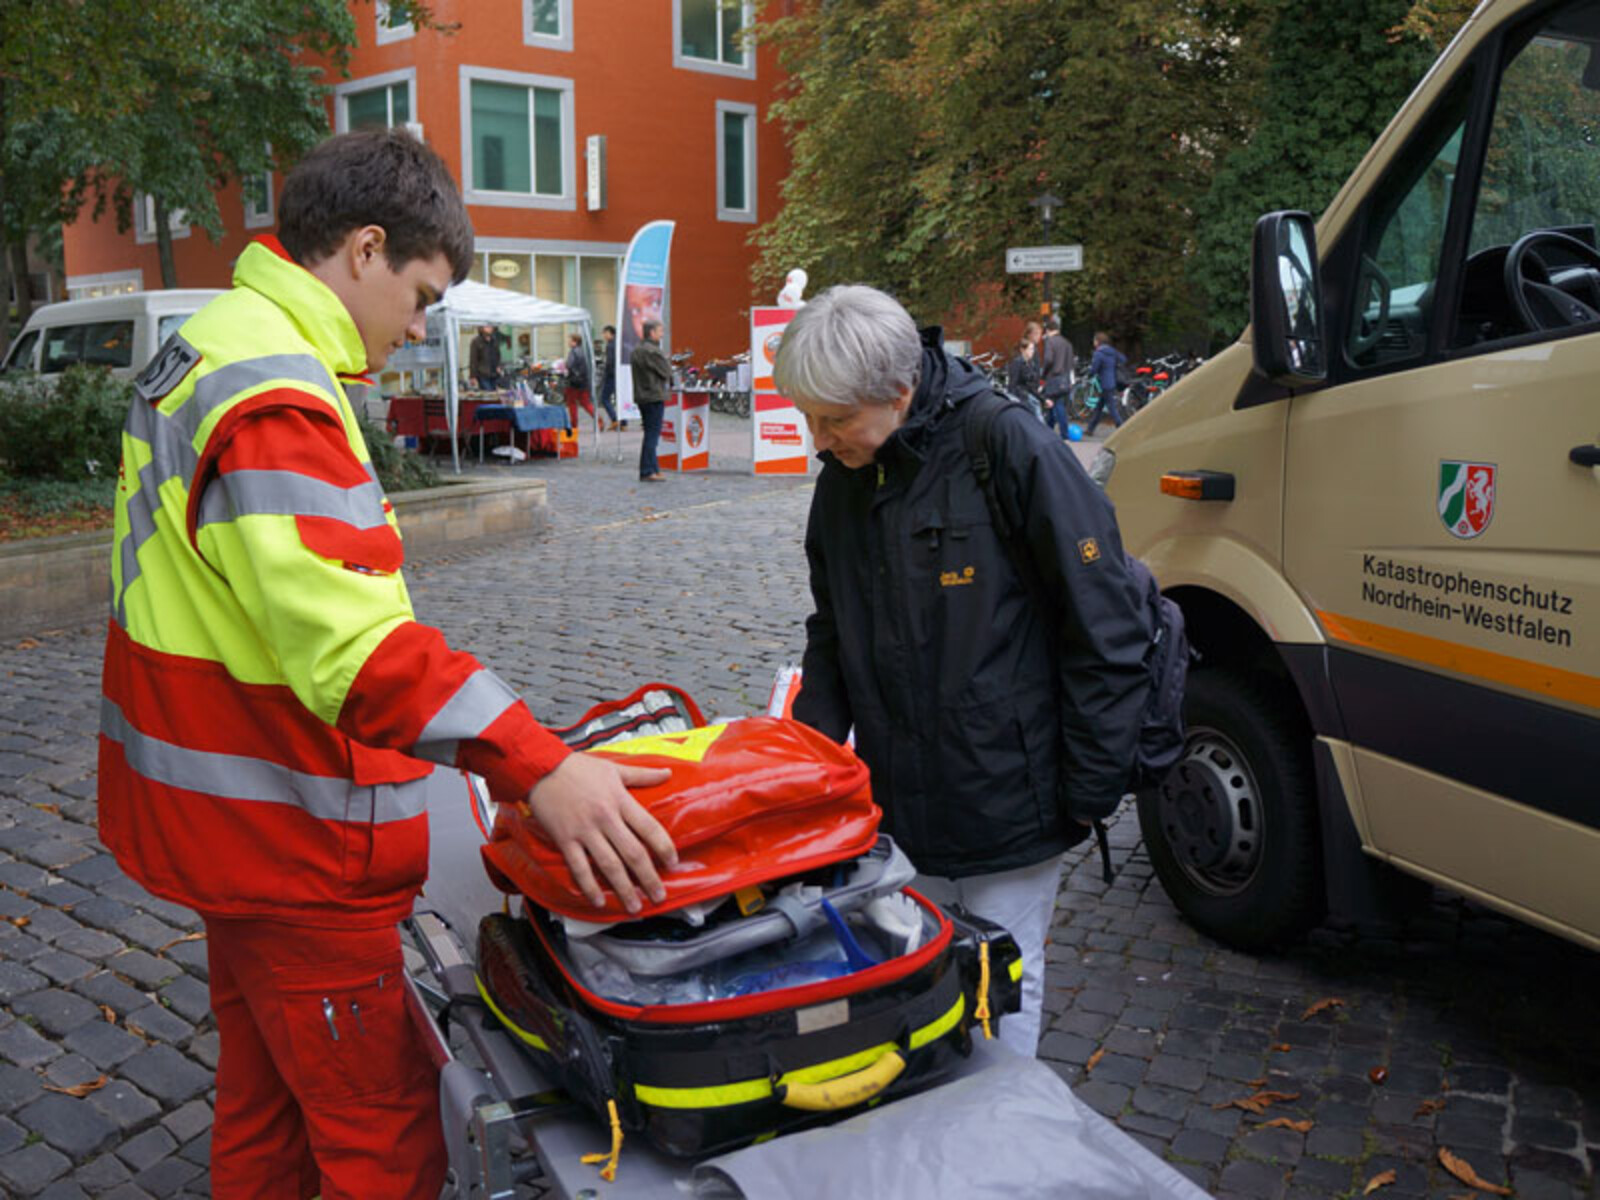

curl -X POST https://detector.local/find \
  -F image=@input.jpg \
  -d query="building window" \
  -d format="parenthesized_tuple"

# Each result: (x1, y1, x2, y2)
(67, 269, 143, 300)
(242, 169, 274, 229)
(524, 0, 572, 50)
(461, 68, 575, 210)
(376, 1, 414, 43)
(133, 194, 190, 244)
(675, 0, 754, 78)
(336, 70, 415, 132)
(716, 101, 757, 222)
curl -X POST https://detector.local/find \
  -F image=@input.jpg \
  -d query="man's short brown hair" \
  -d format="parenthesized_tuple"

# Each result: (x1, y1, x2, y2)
(278, 129, 475, 283)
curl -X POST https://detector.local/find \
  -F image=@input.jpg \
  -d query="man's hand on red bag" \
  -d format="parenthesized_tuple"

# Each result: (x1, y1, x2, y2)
(526, 753, 677, 913)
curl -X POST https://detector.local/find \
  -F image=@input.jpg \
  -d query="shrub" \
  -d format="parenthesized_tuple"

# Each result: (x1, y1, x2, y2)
(355, 408, 440, 494)
(0, 366, 130, 481)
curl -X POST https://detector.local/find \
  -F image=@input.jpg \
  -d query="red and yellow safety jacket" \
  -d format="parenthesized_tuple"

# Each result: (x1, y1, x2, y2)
(99, 237, 570, 927)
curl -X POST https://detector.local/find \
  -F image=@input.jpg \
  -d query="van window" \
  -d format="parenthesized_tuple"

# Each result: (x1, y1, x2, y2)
(1344, 75, 1474, 371)
(41, 320, 136, 373)
(157, 314, 191, 345)
(1453, 4, 1600, 344)
(2, 328, 40, 373)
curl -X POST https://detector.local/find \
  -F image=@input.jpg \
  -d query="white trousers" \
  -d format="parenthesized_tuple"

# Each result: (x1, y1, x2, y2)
(912, 853, 1065, 1057)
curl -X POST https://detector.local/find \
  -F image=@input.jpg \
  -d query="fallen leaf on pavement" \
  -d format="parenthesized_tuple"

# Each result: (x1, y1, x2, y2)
(1245, 1077, 1269, 1087)
(1271, 1043, 1292, 1052)
(1369, 1066, 1389, 1085)
(1085, 1047, 1106, 1075)
(16, 638, 40, 650)
(1301, 997, 1345, 1020)
(1415, 1097, 1446, 1117)
(100, 1005, 117, 1023)
(44, 1075, 108, 1098)
(31, 802, 60, 815)
(1363, 1169, 1397, 1194)
(5, 915, 29, 928)
(158, 930, 206, 953)
(1262, 1117, 1313, 1133)
(1213, 1089, 1301, 1114)
(1438, 1147, 1512, 1195)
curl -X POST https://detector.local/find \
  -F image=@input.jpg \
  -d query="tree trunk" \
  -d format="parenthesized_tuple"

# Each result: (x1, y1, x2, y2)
(0, 79, 12, 356)
(7, 242, 35, 330)
(154, 196, 178, 288)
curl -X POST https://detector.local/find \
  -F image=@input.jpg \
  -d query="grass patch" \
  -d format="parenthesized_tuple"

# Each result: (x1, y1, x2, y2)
(0, 478, 115, 542)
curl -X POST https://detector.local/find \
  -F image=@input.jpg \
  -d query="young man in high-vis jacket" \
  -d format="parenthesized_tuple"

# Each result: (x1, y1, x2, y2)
(98, 130, 677, 1199)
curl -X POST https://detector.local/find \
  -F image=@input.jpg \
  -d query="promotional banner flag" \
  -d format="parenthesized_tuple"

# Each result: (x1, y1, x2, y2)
(616, 220, 675, 422)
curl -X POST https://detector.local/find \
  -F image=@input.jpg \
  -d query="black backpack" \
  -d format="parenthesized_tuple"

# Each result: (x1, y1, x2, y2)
(962, 391, 1192, 879)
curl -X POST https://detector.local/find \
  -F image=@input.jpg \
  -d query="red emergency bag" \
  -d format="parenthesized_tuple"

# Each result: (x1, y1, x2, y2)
(481, 715, 879, 920)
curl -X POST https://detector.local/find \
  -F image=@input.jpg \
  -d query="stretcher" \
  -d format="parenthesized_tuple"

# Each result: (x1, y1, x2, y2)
(406, 764, 1213, 1200)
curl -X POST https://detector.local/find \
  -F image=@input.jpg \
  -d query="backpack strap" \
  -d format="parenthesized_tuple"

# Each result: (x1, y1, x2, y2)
(961, 390, 1115, 885)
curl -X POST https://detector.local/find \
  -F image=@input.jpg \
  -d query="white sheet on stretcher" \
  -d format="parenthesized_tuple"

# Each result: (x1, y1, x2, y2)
(690, 1051, 1214, 1200)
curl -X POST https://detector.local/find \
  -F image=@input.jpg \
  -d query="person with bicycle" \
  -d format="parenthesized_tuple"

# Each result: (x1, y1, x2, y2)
(1084, 330, 1129, 437)
(598, 324, 622, 431)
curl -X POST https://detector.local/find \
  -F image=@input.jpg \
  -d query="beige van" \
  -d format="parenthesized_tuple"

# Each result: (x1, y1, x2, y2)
(2, 290, 223, 381)
(1097, 0, 1600, 950)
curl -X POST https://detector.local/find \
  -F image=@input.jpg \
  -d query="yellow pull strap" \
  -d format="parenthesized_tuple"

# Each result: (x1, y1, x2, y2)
(974, 941, 993, 1040)
(734, 885, 766, 916)
(580, 1098, 624, 1182)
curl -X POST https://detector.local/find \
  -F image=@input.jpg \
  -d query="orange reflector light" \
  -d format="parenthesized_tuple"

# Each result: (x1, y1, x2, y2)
(1160, 470, 1235, 501)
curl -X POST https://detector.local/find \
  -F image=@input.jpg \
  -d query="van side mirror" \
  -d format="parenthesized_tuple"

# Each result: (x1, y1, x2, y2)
(1251, 211, 1327, 387)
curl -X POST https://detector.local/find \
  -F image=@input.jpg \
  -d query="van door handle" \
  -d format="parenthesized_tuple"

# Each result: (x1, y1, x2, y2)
(1570, 444, 1600, 467)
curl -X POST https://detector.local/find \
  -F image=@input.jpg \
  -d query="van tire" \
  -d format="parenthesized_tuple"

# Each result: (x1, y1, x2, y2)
(1136, 667, 1322, 949)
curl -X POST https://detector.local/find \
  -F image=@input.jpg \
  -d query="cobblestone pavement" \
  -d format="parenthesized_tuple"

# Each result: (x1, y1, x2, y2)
(1, 413, 1596, 1198)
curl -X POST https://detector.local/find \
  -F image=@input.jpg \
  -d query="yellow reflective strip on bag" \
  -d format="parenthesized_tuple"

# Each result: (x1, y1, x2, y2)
(1009, 957, 1023, 983)
(633, 994, 966, 1111)
(474, 976, 550, 1053)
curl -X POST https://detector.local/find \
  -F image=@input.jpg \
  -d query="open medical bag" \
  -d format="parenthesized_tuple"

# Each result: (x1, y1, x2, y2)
(473, 685, 1023, 1162)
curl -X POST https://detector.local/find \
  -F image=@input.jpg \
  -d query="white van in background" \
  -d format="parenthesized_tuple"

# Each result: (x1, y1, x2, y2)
(1, 290, 223, 381)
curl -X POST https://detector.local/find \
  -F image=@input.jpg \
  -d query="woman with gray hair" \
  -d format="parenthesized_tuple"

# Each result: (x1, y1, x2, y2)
(777, 284, 1153, 1057)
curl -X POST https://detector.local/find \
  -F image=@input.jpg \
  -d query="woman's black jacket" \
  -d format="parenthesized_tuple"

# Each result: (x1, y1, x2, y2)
(793, 332, 1152, 879)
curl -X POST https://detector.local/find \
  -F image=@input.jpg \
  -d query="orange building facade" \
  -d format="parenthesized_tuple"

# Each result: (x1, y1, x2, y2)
(61, 0, 789, 368)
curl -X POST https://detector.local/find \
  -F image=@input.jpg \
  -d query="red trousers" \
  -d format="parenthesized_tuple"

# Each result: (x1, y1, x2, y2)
(566, 388, 595, 426)
(203, 916, 446, 1200)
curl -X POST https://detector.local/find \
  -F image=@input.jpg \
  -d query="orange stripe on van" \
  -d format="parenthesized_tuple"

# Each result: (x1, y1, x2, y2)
(1316, 610, 1600, 710)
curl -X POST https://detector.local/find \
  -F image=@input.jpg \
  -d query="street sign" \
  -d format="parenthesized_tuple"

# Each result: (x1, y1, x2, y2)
(1006, 244, 1083, 273)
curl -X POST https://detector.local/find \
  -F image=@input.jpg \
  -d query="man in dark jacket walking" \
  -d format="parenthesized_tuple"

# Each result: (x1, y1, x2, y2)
(775, 285, 1152, 1055)
(630, 319, 672, 481)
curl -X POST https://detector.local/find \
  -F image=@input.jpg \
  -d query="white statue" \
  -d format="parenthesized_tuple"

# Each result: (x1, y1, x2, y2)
(777, 268, 808, 308)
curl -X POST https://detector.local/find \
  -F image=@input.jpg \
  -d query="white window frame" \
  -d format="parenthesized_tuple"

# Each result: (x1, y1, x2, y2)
(242, 167, 275, 229)
(133, 194, 190, 244)
(66, 269, 143, 300)
(460, 66, 577, 211)
(334, 68, 417, 133)
(376, 1, 414, 44)
(673, 0, 755, 79)
(523, 0, 573, 51)
(715, 100, 757, 223)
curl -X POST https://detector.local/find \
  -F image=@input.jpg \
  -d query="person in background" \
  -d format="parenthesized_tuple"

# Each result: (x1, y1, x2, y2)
(97, 128, 678, 1198)
(775, 285, 1152, 1057)
(1005, 334, 1043, 415)
(469, 322, 501, 390)
(1039, 317, 1077, 440)
(563, 332, 595, 428)
(1085, 330, 1129, 437)
(598, 324, 621, 431)
(631, 318, 672, 481)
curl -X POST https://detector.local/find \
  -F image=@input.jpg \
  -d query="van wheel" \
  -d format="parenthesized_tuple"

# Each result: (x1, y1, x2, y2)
(1136, 668, 1322, 949)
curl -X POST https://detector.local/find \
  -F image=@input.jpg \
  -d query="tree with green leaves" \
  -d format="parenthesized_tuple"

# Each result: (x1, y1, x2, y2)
(755, 0, 1274, 349)
(1188, 0, 1462, 343)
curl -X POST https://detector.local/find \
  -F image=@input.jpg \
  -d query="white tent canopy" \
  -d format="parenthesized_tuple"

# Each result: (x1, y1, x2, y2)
(427, 280, 592, 473)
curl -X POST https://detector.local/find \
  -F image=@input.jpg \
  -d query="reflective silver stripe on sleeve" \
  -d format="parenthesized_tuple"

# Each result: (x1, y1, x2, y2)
(413, 669, 521, 764)
(175, 354, 341, 440)
(101, 697, 429, 825)
(195, 470, 389, 532)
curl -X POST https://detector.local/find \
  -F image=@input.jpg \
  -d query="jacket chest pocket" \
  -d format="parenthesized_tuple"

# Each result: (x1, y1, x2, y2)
(912, 490, 992, 595)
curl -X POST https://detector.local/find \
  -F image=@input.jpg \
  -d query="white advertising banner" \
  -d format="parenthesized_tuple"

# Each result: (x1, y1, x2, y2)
(750, 307, 810, 475)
